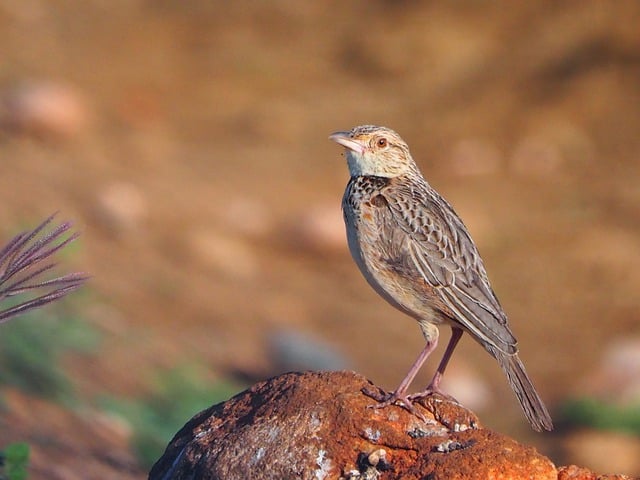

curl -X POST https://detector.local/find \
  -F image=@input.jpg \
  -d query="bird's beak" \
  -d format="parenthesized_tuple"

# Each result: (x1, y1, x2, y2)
(329, 131, 365, 154)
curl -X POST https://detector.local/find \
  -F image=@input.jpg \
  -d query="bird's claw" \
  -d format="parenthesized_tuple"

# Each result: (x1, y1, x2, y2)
(407, 387, 438, 402)
(361, 385, 389, 403)
(361, 387, 430, 422)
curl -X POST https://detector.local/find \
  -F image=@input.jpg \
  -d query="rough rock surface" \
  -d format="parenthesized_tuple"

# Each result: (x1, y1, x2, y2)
(149, 371, 573, 479)
(556, 465, 631, 480)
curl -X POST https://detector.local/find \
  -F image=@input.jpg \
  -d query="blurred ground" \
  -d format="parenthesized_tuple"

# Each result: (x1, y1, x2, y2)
(0, 1, 639, 478)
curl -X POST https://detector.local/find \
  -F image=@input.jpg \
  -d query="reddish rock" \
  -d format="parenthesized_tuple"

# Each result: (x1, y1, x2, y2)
(94, 182, 148, 234)
(284, 205, 348, 255)
(149, 371, 558, 479)
(0, 81, 90, 139)
(557, 465, 632, 480)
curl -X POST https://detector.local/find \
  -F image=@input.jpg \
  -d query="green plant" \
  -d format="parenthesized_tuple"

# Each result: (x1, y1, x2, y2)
(559, 397, 640, 435)
(101, 365, 243, 469)
(0, 442, 29, 480)
(0, 300, 99, 404)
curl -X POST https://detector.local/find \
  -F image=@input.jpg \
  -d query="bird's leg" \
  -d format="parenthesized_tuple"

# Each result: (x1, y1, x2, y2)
(363, 336, 438, 417)
(409, 327, 463, 400)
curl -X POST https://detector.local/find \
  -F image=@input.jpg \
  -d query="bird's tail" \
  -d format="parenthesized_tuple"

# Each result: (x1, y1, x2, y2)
(492, 349, 553, 432)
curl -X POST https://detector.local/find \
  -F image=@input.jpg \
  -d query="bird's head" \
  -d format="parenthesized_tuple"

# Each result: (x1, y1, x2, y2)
(329, 125, 416, 178)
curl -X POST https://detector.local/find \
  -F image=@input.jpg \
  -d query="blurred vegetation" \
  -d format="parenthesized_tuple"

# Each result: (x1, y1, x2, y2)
(0, 442, 29, 480)
(0, 295, 99, 405)
(559, 397, 640, 435)
(100, 364, 243, 469)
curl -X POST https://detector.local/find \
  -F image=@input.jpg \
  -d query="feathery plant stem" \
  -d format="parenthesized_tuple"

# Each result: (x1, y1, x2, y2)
(0, 213, 87, 324)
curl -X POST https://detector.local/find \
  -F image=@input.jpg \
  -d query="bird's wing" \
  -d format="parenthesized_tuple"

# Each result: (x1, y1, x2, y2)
(380, 180, 517, 354)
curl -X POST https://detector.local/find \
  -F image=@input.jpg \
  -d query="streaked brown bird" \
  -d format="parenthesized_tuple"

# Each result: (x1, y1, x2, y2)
(330, 125, 552, 432)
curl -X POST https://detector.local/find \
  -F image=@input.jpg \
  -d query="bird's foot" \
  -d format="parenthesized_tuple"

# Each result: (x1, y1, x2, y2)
(361, 386, 429, 422)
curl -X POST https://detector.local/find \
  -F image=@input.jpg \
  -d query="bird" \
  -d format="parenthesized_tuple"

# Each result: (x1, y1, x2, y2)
(329, 124, 553, 432)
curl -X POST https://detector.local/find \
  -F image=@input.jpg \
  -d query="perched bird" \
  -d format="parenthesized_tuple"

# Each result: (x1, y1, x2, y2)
(330, 125, 552, 432)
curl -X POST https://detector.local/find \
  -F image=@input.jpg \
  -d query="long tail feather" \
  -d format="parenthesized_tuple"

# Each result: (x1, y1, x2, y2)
(491, 347, 553, 432)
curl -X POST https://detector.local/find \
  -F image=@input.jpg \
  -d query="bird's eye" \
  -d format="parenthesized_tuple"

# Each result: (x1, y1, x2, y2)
(377, 137, 388, 148)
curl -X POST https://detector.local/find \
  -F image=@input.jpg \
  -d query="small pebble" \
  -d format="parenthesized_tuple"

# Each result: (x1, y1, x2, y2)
(1, 80, 90, 139)
(285, 204, 346, 254)
(94, 182, 148, 233)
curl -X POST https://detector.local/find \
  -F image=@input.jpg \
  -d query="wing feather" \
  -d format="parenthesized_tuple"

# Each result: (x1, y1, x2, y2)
(381, 179, 517, 354)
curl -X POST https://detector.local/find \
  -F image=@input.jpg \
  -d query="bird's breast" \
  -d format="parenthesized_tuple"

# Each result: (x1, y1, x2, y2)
(342, 179, 447, 326)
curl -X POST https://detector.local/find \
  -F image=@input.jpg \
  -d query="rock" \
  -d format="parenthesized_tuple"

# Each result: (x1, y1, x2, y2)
(94, 182, 148, 233)
(220, 197, 272, 238)
(267, 330, 351, 374)
(557, 464, 632, 480)
(0, 81, 90, 139)
(149, 371, 557, 480)
(285, 205, 347, 255)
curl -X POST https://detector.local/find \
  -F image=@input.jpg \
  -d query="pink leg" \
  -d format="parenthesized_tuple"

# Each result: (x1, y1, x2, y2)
(410, 327, 463, 399)
(364, 336, 439, 414)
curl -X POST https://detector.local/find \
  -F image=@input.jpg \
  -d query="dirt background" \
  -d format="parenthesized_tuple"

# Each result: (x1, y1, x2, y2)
(0, 1, 639, 478)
